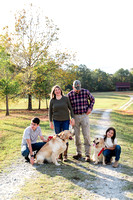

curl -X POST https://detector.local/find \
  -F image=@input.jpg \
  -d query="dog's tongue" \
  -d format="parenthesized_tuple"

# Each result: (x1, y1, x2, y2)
(93, 143, 96, 146)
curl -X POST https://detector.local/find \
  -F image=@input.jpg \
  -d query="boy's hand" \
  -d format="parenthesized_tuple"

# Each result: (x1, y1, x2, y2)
(30, 157, 34, 165)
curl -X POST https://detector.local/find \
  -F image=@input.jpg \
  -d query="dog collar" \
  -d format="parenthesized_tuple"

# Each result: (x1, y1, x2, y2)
(57, 134, 65, 141)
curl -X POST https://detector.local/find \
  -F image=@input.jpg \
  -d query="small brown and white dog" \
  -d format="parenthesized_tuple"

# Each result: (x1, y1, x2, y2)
(92, 135, 106, 165)
(35, 130, 73, 166)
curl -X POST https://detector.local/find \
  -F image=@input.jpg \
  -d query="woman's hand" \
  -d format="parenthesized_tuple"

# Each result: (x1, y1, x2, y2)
(70, 118, 75, 127)
(50, 122, 54, 129)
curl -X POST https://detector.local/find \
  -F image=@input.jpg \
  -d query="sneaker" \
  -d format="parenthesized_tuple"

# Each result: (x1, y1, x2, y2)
(85, 155, 91, 162)
(112, 161, 119, 168)
(58, 154, 63, 160)
(73, 154, 82, 160)
(25, 157, 30, 163)
(63, 155, 68, 162)
(105, 161, 111, 165)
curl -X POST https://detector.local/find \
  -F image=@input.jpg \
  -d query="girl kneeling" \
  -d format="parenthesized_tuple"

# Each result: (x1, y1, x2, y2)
(103, 127, 121, 168)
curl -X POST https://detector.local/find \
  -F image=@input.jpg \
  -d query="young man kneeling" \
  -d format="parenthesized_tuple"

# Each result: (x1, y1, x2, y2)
(21, 117, 47, 165)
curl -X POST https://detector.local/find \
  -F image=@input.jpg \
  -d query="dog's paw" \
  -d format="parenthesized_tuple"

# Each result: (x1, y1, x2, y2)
(94, 162, 98, 165)
(55, 162, 60, 166)
(103, 163, 106, 166)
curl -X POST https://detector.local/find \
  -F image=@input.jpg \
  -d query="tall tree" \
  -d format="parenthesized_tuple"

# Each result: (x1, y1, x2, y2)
(33, 60, 58, 109)
(6, 4, 59, 110)
(113, 68, 131, 83)
(0, 46, 20, 115)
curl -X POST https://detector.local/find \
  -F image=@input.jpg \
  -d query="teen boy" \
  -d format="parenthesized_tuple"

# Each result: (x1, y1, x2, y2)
(21, 117, 47, 165)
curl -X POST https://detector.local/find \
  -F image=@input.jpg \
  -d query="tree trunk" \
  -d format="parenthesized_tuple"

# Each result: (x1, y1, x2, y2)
(38, 98, 41, 110)
(28, 94, 32, 110)
(6, 94, 9, 116)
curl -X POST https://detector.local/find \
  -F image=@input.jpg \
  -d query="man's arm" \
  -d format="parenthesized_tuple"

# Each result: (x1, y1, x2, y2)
(26, 139, 34, 165)
(40, 135, 47, 142)
(87, 90, 95, 111)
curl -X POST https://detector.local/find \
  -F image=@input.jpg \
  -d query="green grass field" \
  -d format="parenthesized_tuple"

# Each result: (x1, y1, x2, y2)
(0, 91, 133, 171)
(0, 91, 132, 111)
(0, 91, 133, 199)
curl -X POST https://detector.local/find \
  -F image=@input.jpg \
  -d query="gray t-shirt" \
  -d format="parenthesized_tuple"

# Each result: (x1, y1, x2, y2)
(21, 126, 42, 146)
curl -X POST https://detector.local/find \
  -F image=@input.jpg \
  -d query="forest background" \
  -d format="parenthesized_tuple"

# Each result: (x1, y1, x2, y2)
(0, 4, 133, 116)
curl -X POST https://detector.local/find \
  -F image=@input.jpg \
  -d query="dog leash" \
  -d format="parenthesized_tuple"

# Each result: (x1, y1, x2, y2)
(98, 148, 104, 156)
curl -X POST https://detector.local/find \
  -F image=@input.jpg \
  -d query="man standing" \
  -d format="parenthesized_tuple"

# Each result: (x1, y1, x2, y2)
(68, 80, 95, 162)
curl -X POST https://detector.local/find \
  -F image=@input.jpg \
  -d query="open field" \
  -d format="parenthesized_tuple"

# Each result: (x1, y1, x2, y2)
(0, 91, 133, 111)
(0, 91, 133, 199)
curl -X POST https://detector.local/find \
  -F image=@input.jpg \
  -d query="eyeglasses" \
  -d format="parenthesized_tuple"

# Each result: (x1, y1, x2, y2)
(30, 123, 37, 126)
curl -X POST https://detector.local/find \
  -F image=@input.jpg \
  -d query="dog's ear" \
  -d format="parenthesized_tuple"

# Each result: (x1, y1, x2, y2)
(58, 131, 64, 139)
(100, 138, 104, 144)
(59, 131, 66, 140)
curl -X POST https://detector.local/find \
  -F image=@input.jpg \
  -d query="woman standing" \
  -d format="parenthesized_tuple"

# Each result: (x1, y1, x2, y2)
(49, 85, 75, 161)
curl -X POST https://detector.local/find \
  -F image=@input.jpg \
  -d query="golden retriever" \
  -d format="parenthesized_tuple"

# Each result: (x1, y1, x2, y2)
(92, 136, 106, 165)
(35, 130, 73, 166)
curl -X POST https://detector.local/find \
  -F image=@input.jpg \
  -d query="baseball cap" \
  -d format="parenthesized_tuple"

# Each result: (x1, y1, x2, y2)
(73, 80, 81, 90)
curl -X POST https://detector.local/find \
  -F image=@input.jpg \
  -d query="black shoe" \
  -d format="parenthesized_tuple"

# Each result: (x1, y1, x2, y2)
(105, 160, 111, 165)
(25, 157, 30, 163)
(58, 153, 63, 160)
(63, 155, 68, 162)
(73, 154, 82, 160)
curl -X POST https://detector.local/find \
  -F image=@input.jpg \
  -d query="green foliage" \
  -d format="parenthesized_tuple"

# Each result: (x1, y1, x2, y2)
(75, 65, 133, 92)
(114, 68, 131, 82)
(0, 79, 19, 96)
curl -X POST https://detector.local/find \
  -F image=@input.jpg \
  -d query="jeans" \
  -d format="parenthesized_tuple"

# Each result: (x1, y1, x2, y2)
(53, 120, 69, 134)
(103, 145, 121, 162)
(21, 142, 46, 158)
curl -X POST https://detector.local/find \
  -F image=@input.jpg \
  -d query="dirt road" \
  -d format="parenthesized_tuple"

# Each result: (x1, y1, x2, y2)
(0, 109, 132, 200)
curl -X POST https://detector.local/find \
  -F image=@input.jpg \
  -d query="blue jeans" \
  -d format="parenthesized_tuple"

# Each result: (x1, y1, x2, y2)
(103, 145, 121, 162)
(53, 120, 69, 134)
(21, 142, 46, 158)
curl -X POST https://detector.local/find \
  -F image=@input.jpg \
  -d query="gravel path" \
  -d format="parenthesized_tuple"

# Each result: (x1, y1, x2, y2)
(119, 95, 133, 110)
(0, 158, 39, 200)
(89, 109, 133, 200)
(0, 109, 132, 200)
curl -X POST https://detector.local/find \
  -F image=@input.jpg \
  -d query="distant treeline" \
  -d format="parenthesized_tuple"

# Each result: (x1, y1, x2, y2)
(66, 64, 133, 92)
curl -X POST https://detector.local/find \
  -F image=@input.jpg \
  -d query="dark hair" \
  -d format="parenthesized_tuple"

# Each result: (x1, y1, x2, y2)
(50, 85, 63, 99)
(104, 127, 116, 143)
(31, 117, 40, 125)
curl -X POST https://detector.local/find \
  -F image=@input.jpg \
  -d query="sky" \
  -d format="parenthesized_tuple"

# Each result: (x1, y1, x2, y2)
(0, 0, 133, 74)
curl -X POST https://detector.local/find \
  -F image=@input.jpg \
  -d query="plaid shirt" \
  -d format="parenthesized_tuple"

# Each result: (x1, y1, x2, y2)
(68, 89, 95, 114)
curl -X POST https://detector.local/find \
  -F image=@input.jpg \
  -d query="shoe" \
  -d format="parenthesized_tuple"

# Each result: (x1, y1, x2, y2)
(25, 156, 30, 163)
(63, 155, 68, 162)
(105, 161, 111, 165)
(112, 161, 119, 168)
(73, 154, 82, 160)
(58, 153, 63, 160)
(85, 155, 91, 162)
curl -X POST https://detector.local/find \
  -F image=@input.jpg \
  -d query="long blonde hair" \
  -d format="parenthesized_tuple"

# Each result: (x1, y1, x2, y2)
(50, 85, 63, 99)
